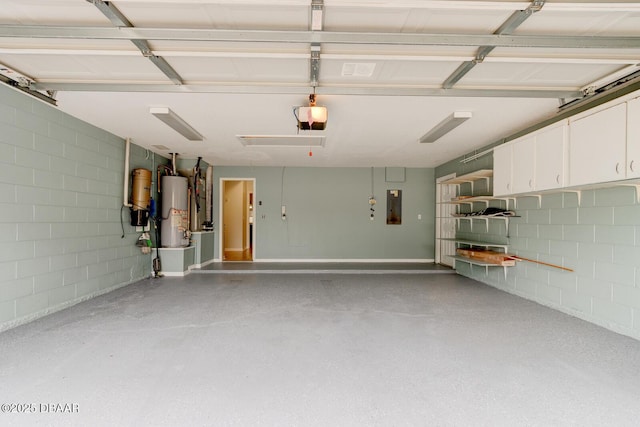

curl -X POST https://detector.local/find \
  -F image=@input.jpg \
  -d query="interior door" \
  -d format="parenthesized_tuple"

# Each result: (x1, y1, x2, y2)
(221, 179, 254, 261)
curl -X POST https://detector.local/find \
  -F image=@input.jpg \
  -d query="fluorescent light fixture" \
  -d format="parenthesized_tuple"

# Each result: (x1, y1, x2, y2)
(419, 111, 472, 143)
(237, 135, 326, 147)
(150, 107, 203, 141)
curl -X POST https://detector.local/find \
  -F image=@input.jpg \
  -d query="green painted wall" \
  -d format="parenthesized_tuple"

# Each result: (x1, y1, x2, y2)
(0, 84, 153, 331)
(214, 166, 435, 260)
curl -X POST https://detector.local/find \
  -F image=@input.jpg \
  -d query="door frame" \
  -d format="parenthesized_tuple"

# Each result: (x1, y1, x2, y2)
(435, 173, 456, 266)
(219, 177, 256, 261)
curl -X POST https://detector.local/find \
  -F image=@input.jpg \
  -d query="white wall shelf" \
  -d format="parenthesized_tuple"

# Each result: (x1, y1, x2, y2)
(439, 169, 514, 275)
(439, 169, 493, 194)
(452, 255, 509, 278)
(442, 238, 509, 251)
(440, 169, 492, 185)
(444, 195, 495, 205)
(453, 215, 517, 232)
(495, 179, 640, 205)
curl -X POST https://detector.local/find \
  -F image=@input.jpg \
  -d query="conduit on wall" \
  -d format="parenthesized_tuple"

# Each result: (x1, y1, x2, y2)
(204, 165, 214, 229)
(123, 137, 132, 208)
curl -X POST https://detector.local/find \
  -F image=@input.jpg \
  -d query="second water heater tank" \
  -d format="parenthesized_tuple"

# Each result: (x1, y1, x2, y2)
(160, 175, 189, 248)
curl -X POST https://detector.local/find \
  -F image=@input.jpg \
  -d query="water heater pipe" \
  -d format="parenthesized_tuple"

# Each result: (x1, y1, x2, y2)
(171, 152, 178, 175)
(123, 137, 132, 207)
(205, 165, 213, 224)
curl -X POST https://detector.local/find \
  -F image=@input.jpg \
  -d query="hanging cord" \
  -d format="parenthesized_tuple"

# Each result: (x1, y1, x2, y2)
(152, 215, 161, 276)
(120, 204, 126, 238)
(371, 166, 374, 195)
(293, 107, 301, 134)
(280, 166, 286, 208)
(369, 167, 376, 219)
(280, 166, 288, 221)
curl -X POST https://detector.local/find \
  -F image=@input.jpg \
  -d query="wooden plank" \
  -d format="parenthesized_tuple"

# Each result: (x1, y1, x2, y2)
(456, 249, 516, 266)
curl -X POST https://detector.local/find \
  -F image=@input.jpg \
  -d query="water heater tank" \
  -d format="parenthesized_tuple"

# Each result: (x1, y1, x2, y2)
(130, 168, 152, 226)
(160, 176, 189, 248)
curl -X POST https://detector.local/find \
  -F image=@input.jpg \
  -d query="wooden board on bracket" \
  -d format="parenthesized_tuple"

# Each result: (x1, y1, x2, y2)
(456, 249, 516, 266)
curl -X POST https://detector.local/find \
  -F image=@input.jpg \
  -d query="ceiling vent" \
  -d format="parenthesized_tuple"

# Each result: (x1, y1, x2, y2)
(342, 63, 376, 77)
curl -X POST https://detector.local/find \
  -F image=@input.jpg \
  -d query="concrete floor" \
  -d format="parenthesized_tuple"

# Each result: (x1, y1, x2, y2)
(2, 273, 640, 426)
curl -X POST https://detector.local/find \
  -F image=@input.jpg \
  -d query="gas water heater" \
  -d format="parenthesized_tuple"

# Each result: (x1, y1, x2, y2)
(160, 175, 189, 248)
(130, 168, 152, 226)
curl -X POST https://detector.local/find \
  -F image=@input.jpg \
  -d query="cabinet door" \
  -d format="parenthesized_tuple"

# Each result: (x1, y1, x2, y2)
(569, 102, 627, 186)
(627, 97, 640, 179)
(493, 144, 512, 196)
(536, 122, 568, 191)
(511, 136, 536, 193)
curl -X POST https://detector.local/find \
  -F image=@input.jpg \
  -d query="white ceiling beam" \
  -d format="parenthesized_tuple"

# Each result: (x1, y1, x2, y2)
(90, 0, 526, 8)
(105, 1, 640, 12)
(31, 81, 582, 98)
(483, 56, 640, 65)
(2, 25, 640, 49)
(2, 48, 637, 66)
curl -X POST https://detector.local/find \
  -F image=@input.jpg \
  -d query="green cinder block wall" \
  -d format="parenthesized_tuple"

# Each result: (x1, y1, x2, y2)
(0, 84, 153, 331)
(213, 166, 436, 261)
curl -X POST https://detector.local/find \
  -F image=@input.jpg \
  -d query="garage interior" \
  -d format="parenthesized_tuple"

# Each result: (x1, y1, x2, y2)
(2, 0, 640, 425)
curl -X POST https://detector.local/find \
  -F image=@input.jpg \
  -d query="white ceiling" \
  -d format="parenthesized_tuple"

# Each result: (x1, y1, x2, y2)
(1, 0, 640, 167)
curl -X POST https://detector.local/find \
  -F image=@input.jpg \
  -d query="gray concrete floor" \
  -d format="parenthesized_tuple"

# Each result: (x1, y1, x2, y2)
(2, 273, 640, 426)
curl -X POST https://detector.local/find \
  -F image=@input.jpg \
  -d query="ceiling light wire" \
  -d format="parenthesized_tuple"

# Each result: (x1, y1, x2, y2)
(281, 166, 286, 208)
(369, 167, 376, 220)
(371, 167, 374, 195)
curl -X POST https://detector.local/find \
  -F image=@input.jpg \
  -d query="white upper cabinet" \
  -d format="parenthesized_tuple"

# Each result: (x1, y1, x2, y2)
(535, 121, 568, 191)
(492, 143, 512, 197)
(492, 90, 640, 197)
(569, 102, 627, 186)
(511, 136, 536, 194)
(492, 120, 568, 196)
(627, 97, 640, 179)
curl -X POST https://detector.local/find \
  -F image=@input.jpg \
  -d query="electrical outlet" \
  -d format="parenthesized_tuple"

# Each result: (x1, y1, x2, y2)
(281, 205, 286, 220)
(418, 214, 422, 220)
